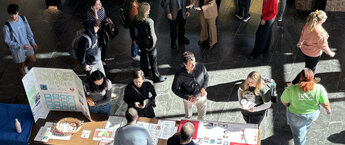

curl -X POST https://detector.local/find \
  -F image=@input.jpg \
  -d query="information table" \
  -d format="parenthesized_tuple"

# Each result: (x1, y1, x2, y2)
(29, 111, 108, 145)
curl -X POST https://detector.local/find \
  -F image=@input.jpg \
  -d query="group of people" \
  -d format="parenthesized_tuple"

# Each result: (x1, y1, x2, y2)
(3, 1, 335, 145)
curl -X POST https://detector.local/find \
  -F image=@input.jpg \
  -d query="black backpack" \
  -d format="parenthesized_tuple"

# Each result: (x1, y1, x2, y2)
(137, 21, 153, 51)
(4, 15, 26, 48)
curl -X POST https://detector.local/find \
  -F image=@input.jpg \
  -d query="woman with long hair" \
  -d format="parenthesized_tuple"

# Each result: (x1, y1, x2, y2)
(238, 71, 272, 126)
(131, 2, 166, 83)
(124, 70, 157, 118)
(291, 10, 335, 84)
(281, 68, 331, 145)
(84, 70, 112, 116)
(126, 0, 141, 61)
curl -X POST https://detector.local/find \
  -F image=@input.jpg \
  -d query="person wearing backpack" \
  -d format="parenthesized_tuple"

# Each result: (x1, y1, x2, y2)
(131, 2, 166, 83)
(3, 4, 38, 77)
(237, 71, 272, 126)
(76, 20, 105, 76)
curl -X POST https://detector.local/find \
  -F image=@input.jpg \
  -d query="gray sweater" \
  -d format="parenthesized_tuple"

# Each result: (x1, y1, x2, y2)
(114, 124, 153, 145)
(85, 79, 112, 105)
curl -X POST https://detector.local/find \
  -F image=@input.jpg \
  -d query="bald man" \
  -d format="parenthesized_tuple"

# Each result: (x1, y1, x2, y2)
(167, 122, 196, 145)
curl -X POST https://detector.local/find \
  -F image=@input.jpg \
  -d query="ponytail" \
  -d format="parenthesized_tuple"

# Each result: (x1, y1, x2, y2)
(299, 68, 315, 92)
(307, 10, 327, 32)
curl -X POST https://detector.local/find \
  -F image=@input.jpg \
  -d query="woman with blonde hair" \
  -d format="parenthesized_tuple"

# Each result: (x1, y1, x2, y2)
(238, 71, 272, 126)
(131, 2, 166, 83)
(281, 68, 331, 145)
(291, 10, 335, 84)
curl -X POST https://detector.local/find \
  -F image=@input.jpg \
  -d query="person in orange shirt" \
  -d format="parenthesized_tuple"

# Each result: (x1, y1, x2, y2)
(291, 10, 335, 84)
(126, 0, 141, 61)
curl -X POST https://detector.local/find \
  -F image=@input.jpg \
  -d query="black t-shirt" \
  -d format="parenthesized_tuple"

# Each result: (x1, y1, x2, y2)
(167, 135, 196, 145)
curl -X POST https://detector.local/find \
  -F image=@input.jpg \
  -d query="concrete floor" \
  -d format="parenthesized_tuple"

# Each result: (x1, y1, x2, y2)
(0, 0, 344, 144)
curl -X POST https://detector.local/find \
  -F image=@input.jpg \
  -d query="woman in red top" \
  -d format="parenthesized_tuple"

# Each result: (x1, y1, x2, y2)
(249, 0, 278, 59)
(291, 10, 335, 84)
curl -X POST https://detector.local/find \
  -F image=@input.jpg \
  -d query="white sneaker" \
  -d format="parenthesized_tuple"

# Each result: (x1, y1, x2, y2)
(235, 14, 243, 20)
(132, 55, 140, 61)
(243, 16, 251, 22)
(24, 66, 29, 73)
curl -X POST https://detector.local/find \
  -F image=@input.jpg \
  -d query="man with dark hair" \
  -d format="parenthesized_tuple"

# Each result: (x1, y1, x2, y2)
(163, 0, 190, 49)
(3, 4, 38, 77)
(172, 51, 209, 120)
(168, 122, 196, 145)
(114, 108, 153, 145)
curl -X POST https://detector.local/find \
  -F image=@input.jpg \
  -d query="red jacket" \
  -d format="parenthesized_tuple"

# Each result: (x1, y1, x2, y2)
(262, 0, 279, 21)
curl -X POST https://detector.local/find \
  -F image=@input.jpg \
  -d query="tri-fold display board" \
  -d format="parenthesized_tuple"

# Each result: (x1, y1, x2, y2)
(22, 67, 91, 122)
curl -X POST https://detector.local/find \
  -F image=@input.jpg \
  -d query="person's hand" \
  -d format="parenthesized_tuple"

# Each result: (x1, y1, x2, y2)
(85, 65, 91, 71)
(86, 97, 95, 106)
(133, 40, 136, 44)
(248, 108, 254, 112)
(32, 44, 38, 51)
(24, 44, 30, 50)
(194, 7, 201, 11)
(91, 6, 98, 14)
(329, 52, 335, 57)
(260, 19, 265, 25)
(188, 96, 197, 103)
(140, 101, 146, 109)
(200, 88, 206, 97)
(186, 4, 193, 9)
(167, 13, 172, 20)
(326, 109, 332, 115)
(186, 11, 190, 17)
(134, 102, 141, 108)
(145, 48, 149, 51)
(297, 42, 302, 48)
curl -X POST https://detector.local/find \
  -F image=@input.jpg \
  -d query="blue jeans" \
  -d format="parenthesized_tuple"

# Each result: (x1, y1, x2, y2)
(88, 103, 111, 116)
(131, 28, 139, 57)
(287, 109, 320, 145)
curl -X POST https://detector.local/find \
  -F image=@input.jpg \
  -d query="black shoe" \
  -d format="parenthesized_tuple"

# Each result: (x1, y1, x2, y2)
(153, 76, 167, 83)
(171, 43, 177, 49)
(198, 40, 207, 46)
(179, 37, 190, 45)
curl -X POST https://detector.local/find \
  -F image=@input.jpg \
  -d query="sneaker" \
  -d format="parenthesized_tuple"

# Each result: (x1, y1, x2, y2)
(235, 14, 243, 20)
(314, 77, 321, 83)
(243, 16, 251, 22)
(24, 66, 29, 73)
(132, 55, 140, 61)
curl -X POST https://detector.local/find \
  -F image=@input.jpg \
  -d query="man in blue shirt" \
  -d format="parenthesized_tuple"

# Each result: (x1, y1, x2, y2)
(3, 4, 38, 77)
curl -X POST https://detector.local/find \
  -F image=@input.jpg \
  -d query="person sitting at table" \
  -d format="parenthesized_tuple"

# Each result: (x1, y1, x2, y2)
(114, 108, 153, 145)
(124, 69, 157, 118)
(84, 70, 112, 116)
(167, 122, 196, 145)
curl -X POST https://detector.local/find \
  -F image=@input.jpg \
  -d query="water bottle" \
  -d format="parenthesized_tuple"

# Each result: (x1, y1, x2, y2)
(15, 118, 22, 133)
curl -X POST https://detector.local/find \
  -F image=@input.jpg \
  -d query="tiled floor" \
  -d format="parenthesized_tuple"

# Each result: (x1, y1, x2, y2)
(0, 0, 344, 144)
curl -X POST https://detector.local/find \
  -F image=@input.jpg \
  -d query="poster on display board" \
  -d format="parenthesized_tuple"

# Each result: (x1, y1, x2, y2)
(22, 67, 91, 122)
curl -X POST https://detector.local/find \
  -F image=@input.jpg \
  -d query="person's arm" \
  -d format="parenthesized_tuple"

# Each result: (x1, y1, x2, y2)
(76, 37, 89, 67)
(164, 0, 171, 15)
(320, 101, 332, 114)
(201, 65, 209, 89)
(318, 85, 331, 114)
(280, 86, 292, 107)
(129, 21, 137, 41)
(172, 73, 189, 100)
(148, 82, 157, 100)
(148, 19, 157, 49)
(22, 17, 36, 46)
(124, 85, 135, 107)
(94, 80, 112, 105)
(319, 34, 335, 57)
(238, 87, 243, 107)
(146, 129, 153, 145)
(114, 129, 121, 145)
(186, 0, 198, 8)
(262, 0, 279, 21)
(3, 25, 22, 50)
(252, 101, 272, 112)
(201, 0, 216, 10)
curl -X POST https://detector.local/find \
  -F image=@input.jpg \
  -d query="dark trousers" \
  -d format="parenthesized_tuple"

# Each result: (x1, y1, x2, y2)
(251, 18, 275, 58)
(277, 0, 286, 20)
(216, 0, 221, 10)
(98, 30, 108, 62)
(237, 0, 251, 18)
(241, 109, 266, 126)
(168, 10, 186, 45)
(292, 54, 321, 84)
(140, 48, 161, 81)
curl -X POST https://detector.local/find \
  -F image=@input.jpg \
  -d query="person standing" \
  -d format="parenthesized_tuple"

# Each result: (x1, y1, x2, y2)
(84, 70, 112, 116)
(186, 0, 218, 48)
(131, 2, 166, 83)
(126, 0, 141, 61)
(124, 70, 157, 118)
(3, 4, 38, 77)
(87, 0, 109, 67)
(249, 0, 278, 59)
(76, 20, 105, 75)
(237, 71, 272, 126)
(168, 122, 196, 145)
(114, 108, 153, 145)
(163, 0, 191, 49)
(172, 52, 209, 120)
(235, 0, 252, 22)
(291, 10, 335, 85)
(281, 68, 331, 145)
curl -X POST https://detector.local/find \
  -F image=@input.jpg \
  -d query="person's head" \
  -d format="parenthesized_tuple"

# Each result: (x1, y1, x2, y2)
(7, 4, 19, 20)
(244, 71, 264, 95)
(89, 0, 102, 11)
(299, 68, 315, 92)
(182, 51, 196, 72)
(83, 20, 99, 34)
(125, 108, 138, 123)
(136, 2, 150, 21)
(133, 69, 145, 88)
(180, 122, 195, 142)
(125, 0, 139, 10)
(89, 70, 108, 92)
(307, 10, 327, 32)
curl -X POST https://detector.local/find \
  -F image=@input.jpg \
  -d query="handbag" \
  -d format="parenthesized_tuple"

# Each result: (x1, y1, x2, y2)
(101, 18, 119, 41)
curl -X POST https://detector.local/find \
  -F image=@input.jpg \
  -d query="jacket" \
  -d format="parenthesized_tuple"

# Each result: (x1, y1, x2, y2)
(164, 0, 190, 20)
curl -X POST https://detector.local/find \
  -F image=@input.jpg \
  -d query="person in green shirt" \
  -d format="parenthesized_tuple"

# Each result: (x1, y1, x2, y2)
(238, 71, 272, 126)
(281, 68, 331, 145)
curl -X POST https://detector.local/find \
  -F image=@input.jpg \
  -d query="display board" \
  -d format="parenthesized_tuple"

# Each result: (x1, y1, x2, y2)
(22, 67, 91, 122)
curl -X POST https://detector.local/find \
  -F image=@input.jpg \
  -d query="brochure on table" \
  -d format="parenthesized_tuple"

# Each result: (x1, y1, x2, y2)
(22, 67, 91, 122)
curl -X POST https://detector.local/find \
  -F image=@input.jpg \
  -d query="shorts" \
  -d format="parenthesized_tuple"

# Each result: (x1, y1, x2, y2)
(11, 46, 35, 63)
